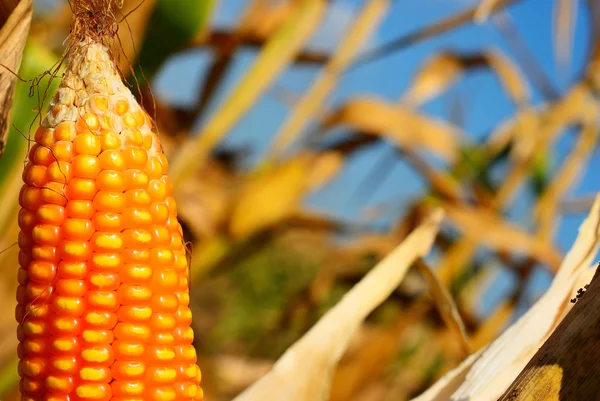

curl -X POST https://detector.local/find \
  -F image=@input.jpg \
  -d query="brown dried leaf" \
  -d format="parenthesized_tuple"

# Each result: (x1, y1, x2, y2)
(484, 50, 530, 105)
(410, 348, 484, 401)
(474, 0, 507, 23)
(402, 52, 464, 107)
(323, 97, 460, 162)
(449, 195, 600, 399)
(270, 0, 391, 154)
(230, 152, 343, 238)
(443, 204, 563, 269)
(552, 0, 577, 77)
(535, 119, 598, 241)
(0, 0, 31, 156)
(168, 0, 327, 184)
(416, 259, 471, 355)
(233, 210, 443, 401)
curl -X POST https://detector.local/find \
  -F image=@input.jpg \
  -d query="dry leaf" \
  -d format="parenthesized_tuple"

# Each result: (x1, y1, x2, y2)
(270, 0, 391, 154)
(498, 266, 600, 399)
(402, 52, 464, 107)
(230, 153, 343, 238)
(0, 0, 32, 156)
(402, 50, 528, 107)
(323, 97, 460, 162)
(410, 348, 485, 401)
(483, 50, 530, 105)
(416, 259, 471, 354)
(448, 194, 600, 399)
(230, 156, 310, 238)
(168, 0, 327, 184)
(233, 210, 443, 401)
(474, 0, 507, 23)
(552, 0, 577, 78)
(534, 120, 598, 241)
(443, 204, 563, 269)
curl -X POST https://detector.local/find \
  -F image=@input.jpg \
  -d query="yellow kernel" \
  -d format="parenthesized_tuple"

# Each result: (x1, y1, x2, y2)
(149, 249, 175, 267)
(63, 218, 94, 240)
(57, 261, 87, 279)
(100, 130, 121, 150)
(114, 322, 150, 341)
(76, 113, 100, 132)
(94, 191, 126, 212)
(100, 113, 118, 131)
(56, 279, 86, 297)
(80, 366, 111, 382)
(123, 208, 152, 227)
(123, 129, 143, 146)
(86, 290, 118, 310)
(82, 329, 114, 344)
(99, 150, 125, 170)
(52, 296, 84, 316)
(121, 265, 152, 283)
(112, 380, 145, 396)
(124, 169, 148, 189)
(134, 110, 146, 127)
(51, 337, 79, 353)
(50, 141, 74, 161)
(50, 355, 78, 375)
(66, 200, 95, 219)
(96, 170, 125, 191)
(24, 164, 47, 187)
(92, 253, 122, 270)
(75, 383, 112, 400)
(36, 204, 65, 225)
(40, 182, 67, 206)
(54, 121, 76, 141)
(115, 98, 129, 115)
(122, 147, 148, 169)
(37, 129, 55, 148)
(157, 154, 169, 174)
(92, 95, 109, 112)
(122, 112, 138, 128)
(22, 319, 48, 336)
(30, 144, 53, 166)
(112, 361, 145, 380)
(149, 314, 176, 331)
(88, 271, 120, 290)
(72, 155, 101, 178)
(74, 131, 101, 155)
(149, 387, 176, 401)
(92, 212, 122, 231)
(91, 232, 123, 250)
(125, 189, 151, 207)
(113, 341, 145, 359)
(117, 285, 151, 304)
(142, 133, 153, 150)
(83, 311, 117, 328)
(27, 260, 56, 283)
(19, 357, 46, 378)
(66, 178, 98, 200)
(59, 240, 91, 261)
(47, 161, 72, 183)
(122, 229, 152, 247)
(117, 305, 152, 322)
(146, 367, 177, 384)
(32, 225, 62, 246)
(145, 157, 163, 179)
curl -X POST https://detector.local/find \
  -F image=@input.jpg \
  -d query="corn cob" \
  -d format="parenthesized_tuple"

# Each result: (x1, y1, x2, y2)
(16, 3, 202, 400)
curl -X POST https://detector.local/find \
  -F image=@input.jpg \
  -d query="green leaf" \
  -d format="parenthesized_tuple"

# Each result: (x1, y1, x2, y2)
(136, 0, 217, 79)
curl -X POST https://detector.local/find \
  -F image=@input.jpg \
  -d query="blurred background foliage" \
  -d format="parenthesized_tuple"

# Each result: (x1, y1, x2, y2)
(1, 0, 600, 399)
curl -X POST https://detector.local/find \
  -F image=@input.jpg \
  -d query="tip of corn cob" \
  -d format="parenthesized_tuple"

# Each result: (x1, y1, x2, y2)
(16, 2, 203, 399)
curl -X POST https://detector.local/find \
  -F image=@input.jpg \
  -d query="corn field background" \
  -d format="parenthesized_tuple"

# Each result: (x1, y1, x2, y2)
(2, 0, 600, 399)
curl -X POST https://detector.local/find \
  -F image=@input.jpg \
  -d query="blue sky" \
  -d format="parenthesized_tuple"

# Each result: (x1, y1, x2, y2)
(153, 0, 598, 317)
